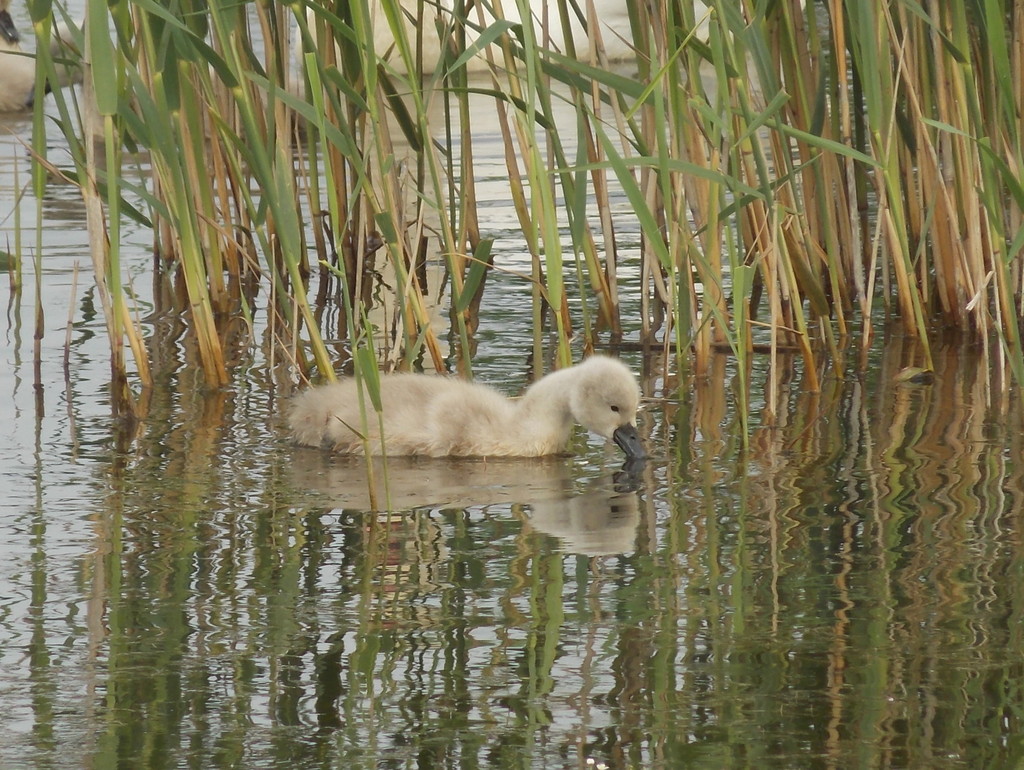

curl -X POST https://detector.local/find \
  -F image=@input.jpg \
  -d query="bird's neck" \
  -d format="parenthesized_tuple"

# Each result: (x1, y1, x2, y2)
(511, 369, 576, 447)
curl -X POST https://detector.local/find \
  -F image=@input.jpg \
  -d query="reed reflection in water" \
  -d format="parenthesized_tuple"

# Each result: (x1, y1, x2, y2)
(1, 337, 1022, 768)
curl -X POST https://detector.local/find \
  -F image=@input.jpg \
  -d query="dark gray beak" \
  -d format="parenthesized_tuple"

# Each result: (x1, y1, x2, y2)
(0, 10, 19, 45)
(612, 423, 646, 460)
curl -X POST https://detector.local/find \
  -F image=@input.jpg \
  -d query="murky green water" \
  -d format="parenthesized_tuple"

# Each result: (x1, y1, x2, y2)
(4, 7, 1024, 766)
(5, 286, 1024, 770)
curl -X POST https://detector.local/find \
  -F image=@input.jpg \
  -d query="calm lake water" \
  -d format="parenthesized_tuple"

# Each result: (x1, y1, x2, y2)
(3, 9, 1024, 770)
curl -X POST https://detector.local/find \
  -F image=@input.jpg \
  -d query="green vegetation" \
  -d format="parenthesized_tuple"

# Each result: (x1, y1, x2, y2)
(25, 0, 1024, 419)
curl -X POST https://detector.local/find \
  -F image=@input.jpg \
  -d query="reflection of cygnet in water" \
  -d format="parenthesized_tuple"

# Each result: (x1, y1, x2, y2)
(290, 451, 578, 511)
(290, 450, 643, 556)
(525, 474, 641, 557)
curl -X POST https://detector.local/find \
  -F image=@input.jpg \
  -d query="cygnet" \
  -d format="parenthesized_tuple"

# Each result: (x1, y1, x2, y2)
(288, 355, 646, 459)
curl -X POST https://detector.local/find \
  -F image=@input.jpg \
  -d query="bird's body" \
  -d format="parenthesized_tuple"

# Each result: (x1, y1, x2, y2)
(0, 0, 81, 113)
(368, 0, 636, 71)
(288, 356, 645, 459)
(0, 2, 34, 112)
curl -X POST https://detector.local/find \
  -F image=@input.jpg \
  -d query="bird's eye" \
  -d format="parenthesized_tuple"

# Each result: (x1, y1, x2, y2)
(610, 405, 620, 413)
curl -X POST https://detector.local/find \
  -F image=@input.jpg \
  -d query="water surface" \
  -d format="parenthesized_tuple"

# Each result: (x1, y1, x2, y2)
(2, 10, 1024, 768)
